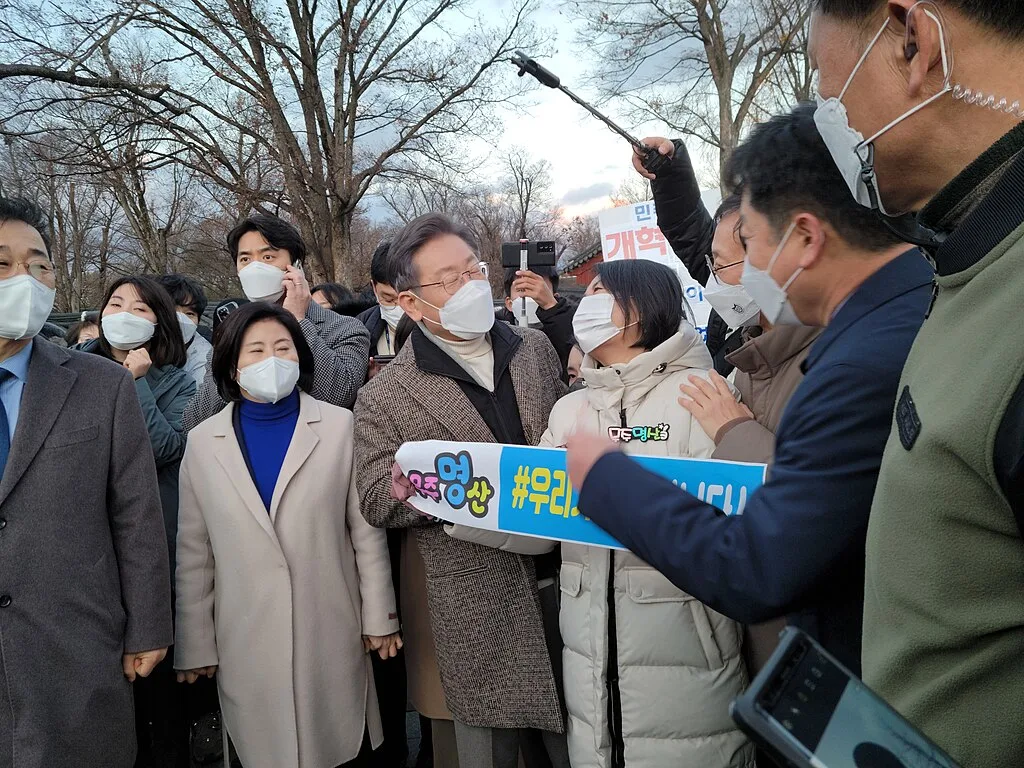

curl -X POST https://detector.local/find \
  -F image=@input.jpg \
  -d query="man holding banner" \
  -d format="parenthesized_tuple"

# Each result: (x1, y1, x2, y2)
(353, 213, 570, 768)
(565, 104, 929, 676)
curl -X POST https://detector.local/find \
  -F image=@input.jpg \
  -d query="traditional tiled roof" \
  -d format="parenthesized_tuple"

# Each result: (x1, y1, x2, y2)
(558, 241, 602, 274)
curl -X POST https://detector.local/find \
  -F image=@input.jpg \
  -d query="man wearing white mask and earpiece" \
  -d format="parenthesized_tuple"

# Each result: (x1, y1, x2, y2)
(0, 197, 172, 766)
(811, 1, 1024, 763)
(354, 213, 570, 768)
(183, 213, 370, 431)
(564, 105, 929, 679)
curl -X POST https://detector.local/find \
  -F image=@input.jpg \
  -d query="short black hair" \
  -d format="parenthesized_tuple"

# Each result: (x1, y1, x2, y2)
(725, 103, 903, 252)
(154, 273, 208, 318)
(64, 314, 99, 347)
(502, 266, 560, 299)
(211, 301, 315, 402)
(0, 197, 51, 254)
(310, 282, 353, 313)
(98, 276, 187, 368)
(594, 260, 683, 352)
(714, 193, 742, 226)
(226, 214, 306, 266)
(385, 213, 479, 292)
(370, 241, 391, 285)
(813, 1, 1024, 39)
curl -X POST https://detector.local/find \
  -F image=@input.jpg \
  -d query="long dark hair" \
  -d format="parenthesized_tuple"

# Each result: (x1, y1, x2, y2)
(211, 301, 315, 402)
(594, 260, 683, 351)
(98, 276, 187, 368)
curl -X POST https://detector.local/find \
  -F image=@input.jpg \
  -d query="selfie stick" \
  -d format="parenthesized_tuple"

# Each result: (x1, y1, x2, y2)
(519, 239, 529, 326)
(511, 51, 672, 177)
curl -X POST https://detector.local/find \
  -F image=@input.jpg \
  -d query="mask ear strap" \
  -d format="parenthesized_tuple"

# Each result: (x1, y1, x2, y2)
(840, 18, 891, 100)
(767, 222, 799, 274)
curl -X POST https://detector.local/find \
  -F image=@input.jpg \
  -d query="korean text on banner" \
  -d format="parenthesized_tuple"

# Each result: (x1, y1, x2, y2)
(597, 200, 712, 338)
(395, 441, 766, 551)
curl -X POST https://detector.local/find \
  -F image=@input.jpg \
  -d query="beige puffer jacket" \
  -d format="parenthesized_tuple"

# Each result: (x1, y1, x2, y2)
(540, 328, 753, 768)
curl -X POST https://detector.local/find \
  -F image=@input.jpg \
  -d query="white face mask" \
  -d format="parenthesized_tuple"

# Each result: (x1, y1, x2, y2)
(740, 223, 805, 327)
(814, 7, 951, 215)
(572, 293, 638, 355)
(380, 303, 405, 329)
(237, 356, 300, 404)
(418, 279, 495, 340)
(0, 275, 56, 341)
(238, 262, 286, 302)
(102, 312, 157, 351)
(702, 278, 761, 329)
(511, 296, 540, 327)
(177, 312, 198, 344)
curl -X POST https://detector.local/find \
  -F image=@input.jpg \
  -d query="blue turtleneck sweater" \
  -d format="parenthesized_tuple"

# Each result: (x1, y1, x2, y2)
(238, 390, 300, 511)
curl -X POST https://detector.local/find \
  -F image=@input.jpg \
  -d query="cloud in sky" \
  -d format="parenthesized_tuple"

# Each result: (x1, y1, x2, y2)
(561, 182, 615, 206)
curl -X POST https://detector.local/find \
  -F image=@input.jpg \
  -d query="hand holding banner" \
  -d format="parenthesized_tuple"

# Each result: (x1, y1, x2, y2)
(394, 441, 766, 550)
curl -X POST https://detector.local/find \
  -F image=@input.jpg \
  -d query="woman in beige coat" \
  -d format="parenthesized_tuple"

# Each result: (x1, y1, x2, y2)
(175, 302, 401, 768)
(541, 261, 753, 768)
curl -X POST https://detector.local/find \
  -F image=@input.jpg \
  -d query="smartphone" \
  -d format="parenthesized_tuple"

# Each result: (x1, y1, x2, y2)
(501, 241, 557, 268)
(730, 628, 960, 768)
(371, 355, 395, 366)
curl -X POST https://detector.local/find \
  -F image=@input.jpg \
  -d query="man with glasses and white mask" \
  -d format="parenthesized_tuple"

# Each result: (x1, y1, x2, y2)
(811, 1, 1024, 763)
(0, 197, 171, 766)
(354, 213, 569, 768)
(563, 104, 928, 679)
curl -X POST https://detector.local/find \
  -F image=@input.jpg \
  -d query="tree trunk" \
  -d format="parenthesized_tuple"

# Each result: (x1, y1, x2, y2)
(331, 208, 353, 287)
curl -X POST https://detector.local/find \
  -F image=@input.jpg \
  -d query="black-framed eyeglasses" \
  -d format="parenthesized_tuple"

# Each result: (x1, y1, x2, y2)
(705, 254, 744, 282)
(415, 262, 489, 296)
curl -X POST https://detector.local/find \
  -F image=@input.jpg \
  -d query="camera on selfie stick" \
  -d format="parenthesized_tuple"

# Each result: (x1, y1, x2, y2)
(510, 51, 673, 178)
(501, 240, 557, 326)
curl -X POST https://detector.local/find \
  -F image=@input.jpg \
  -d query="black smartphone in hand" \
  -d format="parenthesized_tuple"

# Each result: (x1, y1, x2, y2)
(730, 628, 960, 768)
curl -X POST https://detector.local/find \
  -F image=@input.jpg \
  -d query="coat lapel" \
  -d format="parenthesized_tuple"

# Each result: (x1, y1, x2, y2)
(0, 341, 76, 507)
(400, 372, 496, 443)
(209, 405, 281, 546)
(268, 394, 320, 523)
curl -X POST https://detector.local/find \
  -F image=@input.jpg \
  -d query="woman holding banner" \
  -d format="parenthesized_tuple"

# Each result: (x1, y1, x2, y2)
(540, 260, 752, 768)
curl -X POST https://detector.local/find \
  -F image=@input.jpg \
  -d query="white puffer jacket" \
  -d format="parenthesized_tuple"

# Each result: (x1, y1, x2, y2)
(540, 328, 753, 768)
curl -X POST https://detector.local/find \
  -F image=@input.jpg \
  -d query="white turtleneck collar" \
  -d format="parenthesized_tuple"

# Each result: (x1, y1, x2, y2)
(418, 322, 495, 391)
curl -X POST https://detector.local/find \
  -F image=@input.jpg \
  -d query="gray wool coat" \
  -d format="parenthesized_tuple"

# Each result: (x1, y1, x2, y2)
(354, 325, 567, 733)
(0, 340, 172, 767)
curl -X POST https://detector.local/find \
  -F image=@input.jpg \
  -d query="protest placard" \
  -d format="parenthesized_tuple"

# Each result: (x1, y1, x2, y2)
(597, 200, 712, 339)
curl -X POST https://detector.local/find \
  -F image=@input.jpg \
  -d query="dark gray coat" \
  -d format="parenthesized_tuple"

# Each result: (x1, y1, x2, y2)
(0, 340, 173, 767)
(80, 339, 196, 574)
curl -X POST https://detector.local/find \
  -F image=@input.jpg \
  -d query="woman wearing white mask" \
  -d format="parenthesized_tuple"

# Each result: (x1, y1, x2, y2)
(540, 259, 752, 768)
(81, 276, 195, 563)
(79, 275, 196, 764)
(176, 301, 401, 768)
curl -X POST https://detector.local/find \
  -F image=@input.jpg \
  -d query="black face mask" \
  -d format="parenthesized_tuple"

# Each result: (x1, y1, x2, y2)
(568, 380, 586, 393)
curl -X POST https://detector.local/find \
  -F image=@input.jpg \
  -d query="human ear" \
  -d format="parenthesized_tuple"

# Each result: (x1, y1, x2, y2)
(895, 1, 948, 98)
